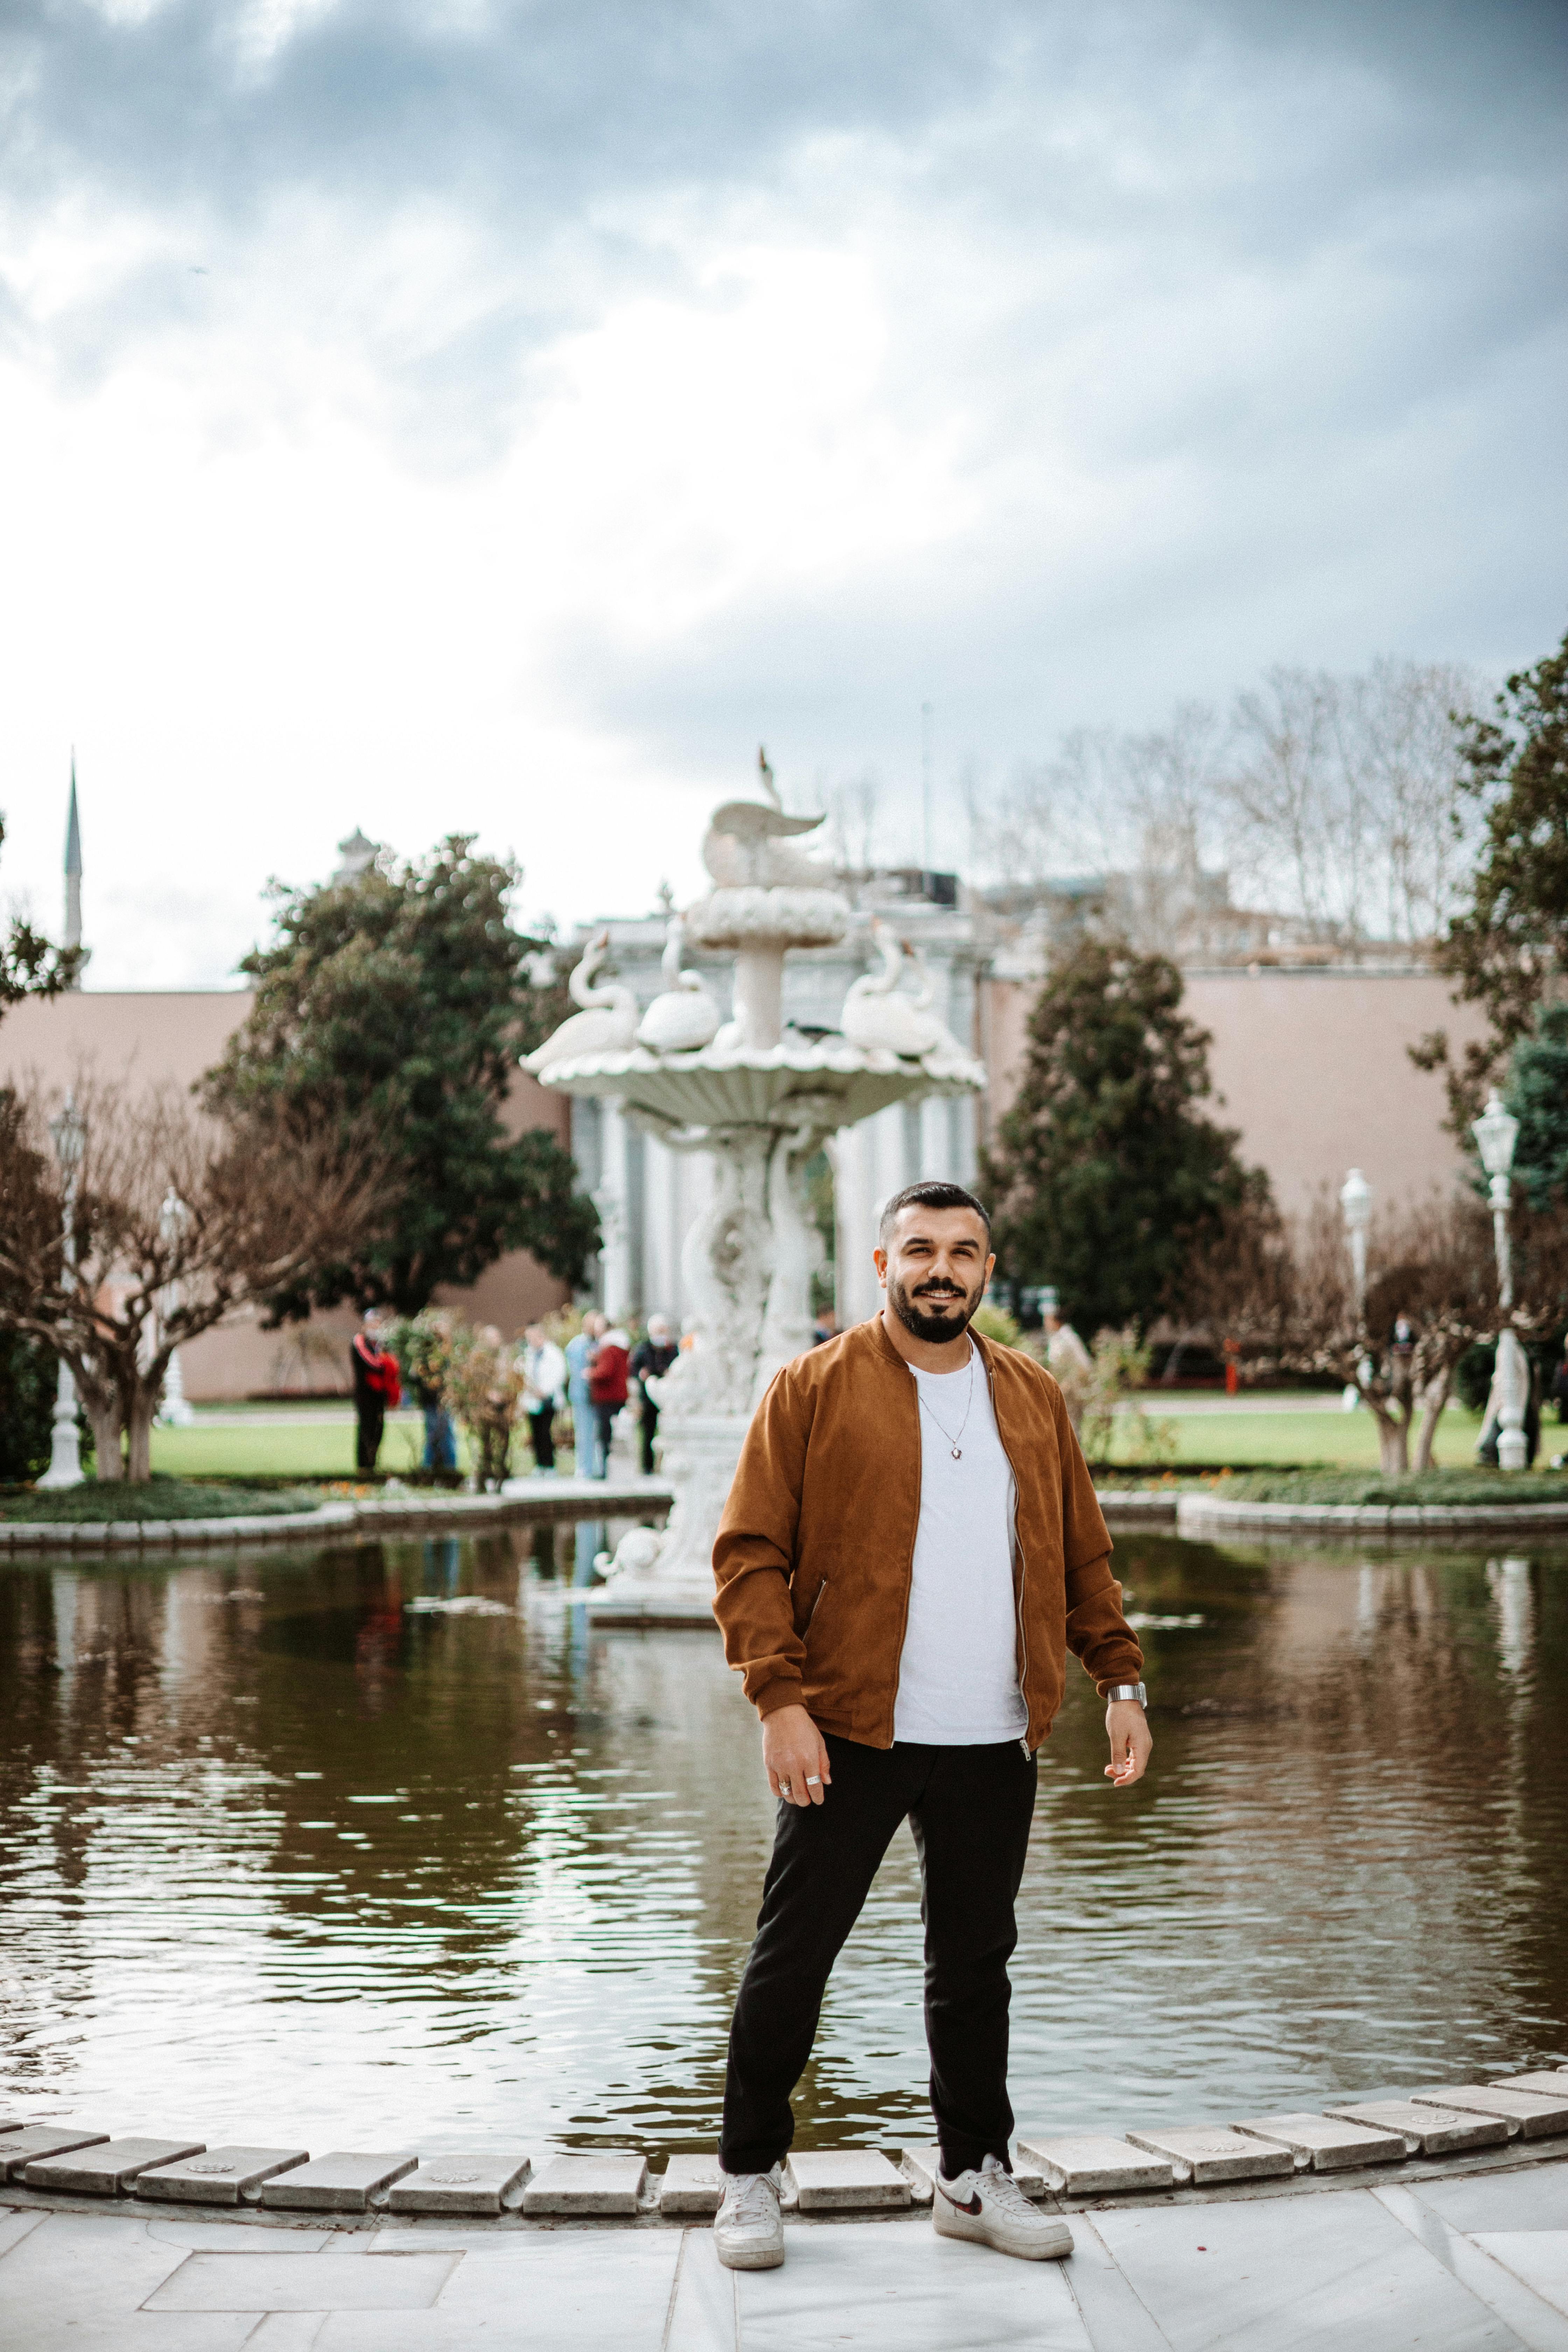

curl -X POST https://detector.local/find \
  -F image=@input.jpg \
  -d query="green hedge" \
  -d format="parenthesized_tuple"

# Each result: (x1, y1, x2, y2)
(1208, 1467, 1568, 1507)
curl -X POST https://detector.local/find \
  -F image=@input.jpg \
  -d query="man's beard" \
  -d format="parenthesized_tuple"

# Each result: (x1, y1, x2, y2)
(887, 1271, 981, 1347)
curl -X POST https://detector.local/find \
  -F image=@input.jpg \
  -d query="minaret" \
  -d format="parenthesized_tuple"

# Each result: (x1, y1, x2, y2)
(64, 755, 83, 983)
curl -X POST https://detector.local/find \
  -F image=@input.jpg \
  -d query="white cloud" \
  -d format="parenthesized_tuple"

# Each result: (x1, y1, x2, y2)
(0, 0, 1563, 983)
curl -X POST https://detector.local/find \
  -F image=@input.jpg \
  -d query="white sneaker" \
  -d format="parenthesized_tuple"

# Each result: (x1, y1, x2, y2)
(933, 2152, 1073, 2261)
(714, 2165, 785, 2270)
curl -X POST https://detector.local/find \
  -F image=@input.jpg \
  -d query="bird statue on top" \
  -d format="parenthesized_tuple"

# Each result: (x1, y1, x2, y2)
(699, 748, 832, 893)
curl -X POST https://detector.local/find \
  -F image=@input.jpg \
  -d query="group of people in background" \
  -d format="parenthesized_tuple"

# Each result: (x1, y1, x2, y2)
(350, 1306, 681, 1483)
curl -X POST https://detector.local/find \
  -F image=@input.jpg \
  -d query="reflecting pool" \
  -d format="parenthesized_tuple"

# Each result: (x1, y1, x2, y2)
(1, 1524, 1564, 2152)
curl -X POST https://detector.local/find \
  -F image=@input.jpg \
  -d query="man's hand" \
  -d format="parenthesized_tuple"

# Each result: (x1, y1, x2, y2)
(1104, 1700, 1152, 1790)
(762, 1704, 832, 1807)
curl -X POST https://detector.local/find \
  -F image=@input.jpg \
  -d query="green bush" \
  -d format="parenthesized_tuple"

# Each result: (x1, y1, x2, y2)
(0, 1333, 59, 1482)
(1213, 1466, 1568, 1506)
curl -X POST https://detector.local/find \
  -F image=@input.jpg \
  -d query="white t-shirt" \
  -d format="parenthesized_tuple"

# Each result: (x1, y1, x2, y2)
(893, 1351, 1028, 1746)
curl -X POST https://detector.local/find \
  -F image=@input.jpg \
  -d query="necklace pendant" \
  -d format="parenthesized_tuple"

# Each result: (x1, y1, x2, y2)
(951, 1445, 962, 1460)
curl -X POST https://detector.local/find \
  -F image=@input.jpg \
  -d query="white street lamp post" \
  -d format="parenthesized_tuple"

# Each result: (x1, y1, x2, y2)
(1339, 1168, 1372, 1316)
(1338, 1167, 1373, 1412)
(156, 1187, 195, 1427)
(37, 1094, 87, 1490)
(1472, 1090, 1529, 1472)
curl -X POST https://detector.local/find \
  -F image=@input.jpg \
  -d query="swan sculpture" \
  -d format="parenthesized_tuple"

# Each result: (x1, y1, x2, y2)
(700, 747, 830, 892)
(523, 929, 639, 1072)
(840, 920, 955, 1058)
(636, 917, 722, 1053)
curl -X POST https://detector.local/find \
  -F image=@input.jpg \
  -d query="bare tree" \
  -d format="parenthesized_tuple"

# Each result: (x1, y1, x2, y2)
(824, 771, 886, 875)
(969, 658, 1476, 959)
(1222, 660, 1477, 946)
(0, 1082, 387, 1482)
(1191, 1182, 1568, 1473)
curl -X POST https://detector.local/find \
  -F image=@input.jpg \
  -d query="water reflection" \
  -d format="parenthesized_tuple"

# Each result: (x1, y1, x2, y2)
(0, 1528, 1563, 2152)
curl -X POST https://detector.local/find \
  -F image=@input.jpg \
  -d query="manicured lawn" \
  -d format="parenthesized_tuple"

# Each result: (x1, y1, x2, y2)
(143, 1396, 1516, 1481)
(1102, 1402, 1493, 1471)
(150, 1414, 425, 1480)
(148, 1411, 587, 1481)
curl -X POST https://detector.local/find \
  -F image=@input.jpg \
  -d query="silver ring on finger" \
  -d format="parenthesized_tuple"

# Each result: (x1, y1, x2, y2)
(805, 1775, 820, 1786)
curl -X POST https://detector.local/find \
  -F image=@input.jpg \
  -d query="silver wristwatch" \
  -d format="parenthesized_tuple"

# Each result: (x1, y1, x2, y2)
(1105, 1682, 1147, 1707)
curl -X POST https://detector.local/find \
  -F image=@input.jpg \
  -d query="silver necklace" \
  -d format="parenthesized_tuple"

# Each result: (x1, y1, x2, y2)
(915, 1349, 975, 1460)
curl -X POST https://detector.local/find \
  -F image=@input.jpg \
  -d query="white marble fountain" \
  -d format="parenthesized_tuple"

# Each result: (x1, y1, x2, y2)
(526, 763, 985, 1622)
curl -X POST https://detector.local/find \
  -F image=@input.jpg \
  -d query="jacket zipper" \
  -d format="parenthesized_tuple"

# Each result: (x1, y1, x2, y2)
(886, 1374, 921, 1744)
(806, 1577, 828, 1629)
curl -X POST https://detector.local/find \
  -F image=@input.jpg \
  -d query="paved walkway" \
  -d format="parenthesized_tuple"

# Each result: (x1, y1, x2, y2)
(5, 2161, 1566, 2351)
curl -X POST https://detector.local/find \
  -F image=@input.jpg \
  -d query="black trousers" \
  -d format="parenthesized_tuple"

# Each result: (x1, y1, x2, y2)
(355, 1400, 385, 1473)
(638, 1399, 659, 1475)
(528, 1406, 555, 1470)
(721, 1734, 1036, 2180)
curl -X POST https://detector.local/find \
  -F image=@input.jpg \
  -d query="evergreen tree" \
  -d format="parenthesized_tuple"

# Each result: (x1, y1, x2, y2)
(206, 835, 596, 1317)
(0, 813, 85, 1013)
(983, 937, 1262, 1335)
(1413, 627, 1568, 1127)
(1507, 1003, 1568, 1215)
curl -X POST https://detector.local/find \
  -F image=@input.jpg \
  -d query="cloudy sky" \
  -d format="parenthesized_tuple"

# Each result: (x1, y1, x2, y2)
(2, 0, 1564, 985)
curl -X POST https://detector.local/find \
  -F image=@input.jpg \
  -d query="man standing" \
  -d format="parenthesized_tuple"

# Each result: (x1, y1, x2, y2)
(350, 1311, 401, 1475)
(629, 1314, 678, 1474)
(710, 1182, 1149, 2271)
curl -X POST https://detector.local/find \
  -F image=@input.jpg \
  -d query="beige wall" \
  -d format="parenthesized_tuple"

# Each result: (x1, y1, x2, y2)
(980, 967, 1490, 1219)
(0, 991, 572, 1399)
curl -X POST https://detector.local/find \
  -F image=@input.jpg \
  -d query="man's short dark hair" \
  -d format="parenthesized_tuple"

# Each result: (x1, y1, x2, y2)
(878, 1181, 992, 1250)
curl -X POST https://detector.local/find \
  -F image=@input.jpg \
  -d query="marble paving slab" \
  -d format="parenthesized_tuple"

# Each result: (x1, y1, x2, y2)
(1412, 2166, 1568, 2234)
(317, 2229, 687, 2350)
(0, 2210, 231, 2352)
(520, 2151, 648, 2214)
(784, 2150, 911, 2211)
(726, 2217, 1092, 2352)
(1123, 2125, 1294, 2185)
(1016, 2133, 1176, 2194)
(1322, 2100, 1509, 2155)
(136, 2146, 310, 2205)
(147, 2249, 459, 2311)
(1231, 2112, 1406, 2171)
(1471, 2231, 1568, 2320)
(386, 2149, 532, 2216)
(1094, 2181, 1519, 2352)
(25, 2135, 205, 2194)
(260, 2152, 418, 2211)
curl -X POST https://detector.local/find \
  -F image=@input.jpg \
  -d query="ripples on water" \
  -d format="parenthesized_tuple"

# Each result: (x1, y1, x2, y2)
(1, 1521, 1563, 2151)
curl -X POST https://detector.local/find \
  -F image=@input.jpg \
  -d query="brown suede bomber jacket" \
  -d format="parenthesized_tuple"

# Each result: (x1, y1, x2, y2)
(712, 1318, 1144, 1752)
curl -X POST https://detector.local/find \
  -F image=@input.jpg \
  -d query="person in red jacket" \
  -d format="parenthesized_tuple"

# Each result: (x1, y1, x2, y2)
(351, 1311, 402, 1474)
(587, 1323, 630, 1480)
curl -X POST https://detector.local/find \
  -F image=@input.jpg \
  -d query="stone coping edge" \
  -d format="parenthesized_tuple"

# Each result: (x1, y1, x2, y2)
(1177, 1492, 1568, 1536)
(7, 1479, 1564, 1554)
(0, 1478, 676, 1555)
(1, 2128, 1563, 2234)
